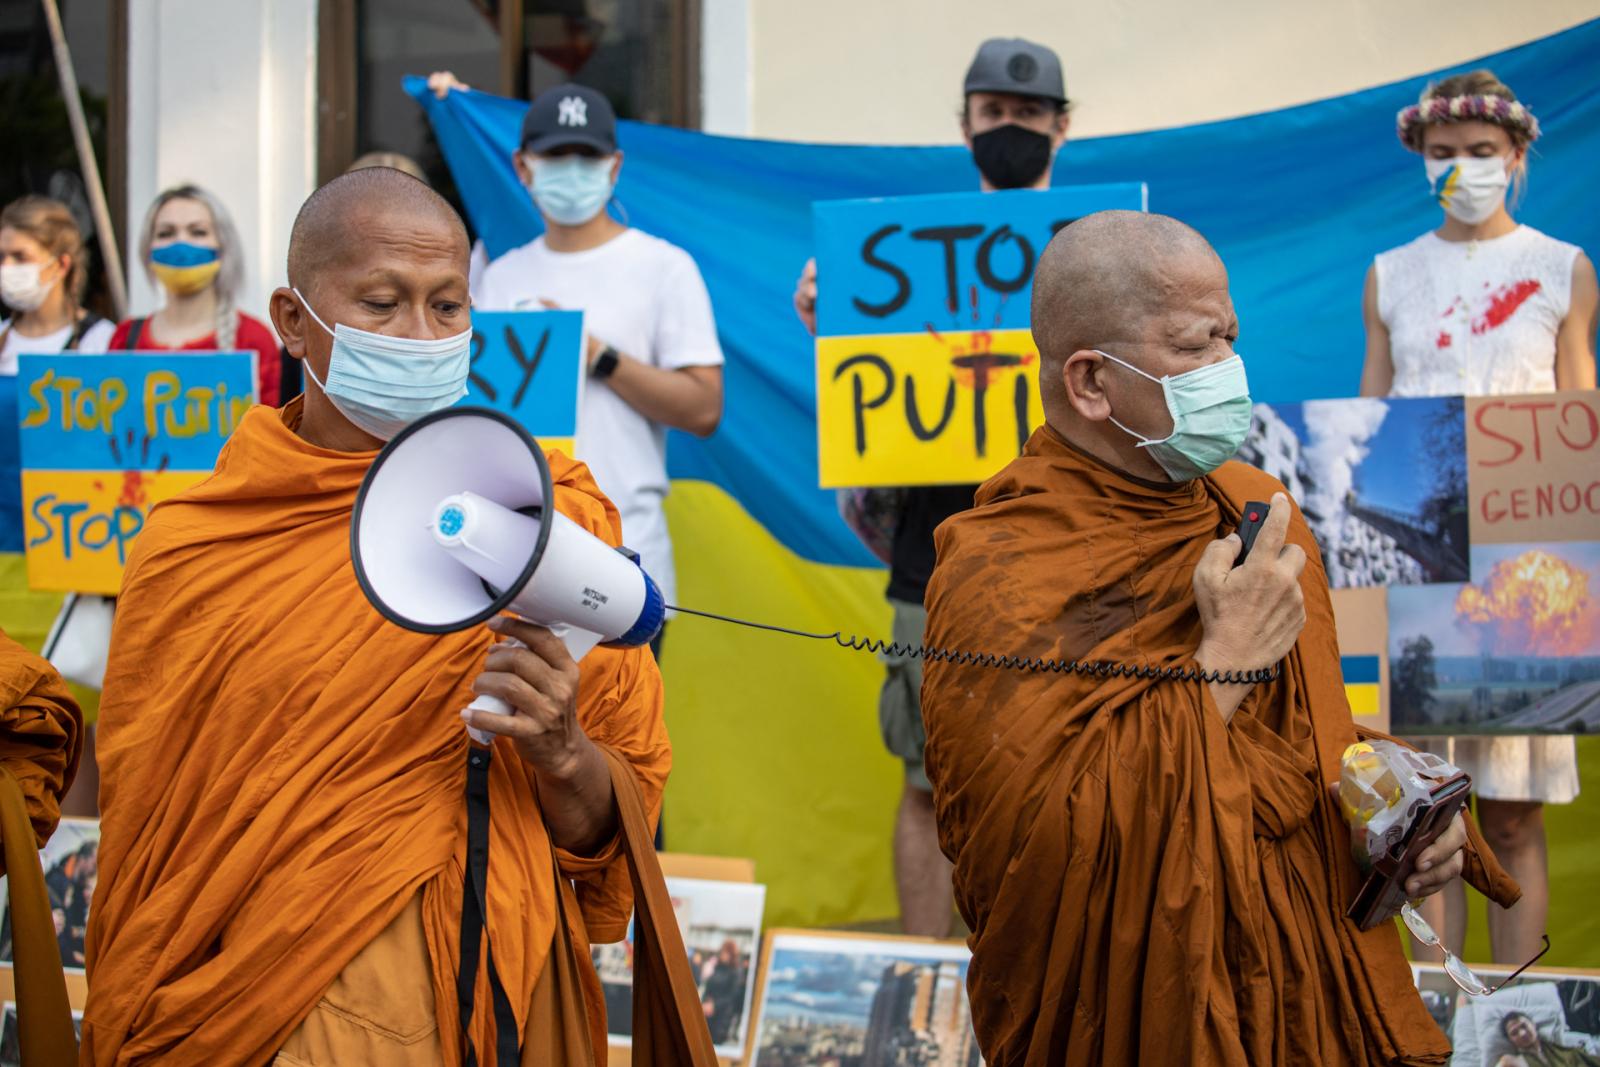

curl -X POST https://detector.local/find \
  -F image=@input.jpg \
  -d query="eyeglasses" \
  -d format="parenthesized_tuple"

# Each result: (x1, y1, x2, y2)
(1401, 902, 1550, 995)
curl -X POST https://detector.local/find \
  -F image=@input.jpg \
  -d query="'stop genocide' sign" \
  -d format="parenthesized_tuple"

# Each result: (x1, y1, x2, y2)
(812, 184, 1147, 488)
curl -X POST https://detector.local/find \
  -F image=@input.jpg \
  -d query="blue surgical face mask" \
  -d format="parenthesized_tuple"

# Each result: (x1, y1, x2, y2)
(1096, 350, 1253, 481)
(294, 288, 471, 442)
(528, 155, 615, 226)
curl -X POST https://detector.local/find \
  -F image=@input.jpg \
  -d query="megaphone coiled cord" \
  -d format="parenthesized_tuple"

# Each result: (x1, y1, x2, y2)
(664, 604, 1280, 686)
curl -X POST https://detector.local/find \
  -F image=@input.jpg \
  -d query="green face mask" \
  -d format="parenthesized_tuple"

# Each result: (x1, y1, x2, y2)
(1096, 350, 1253, 481)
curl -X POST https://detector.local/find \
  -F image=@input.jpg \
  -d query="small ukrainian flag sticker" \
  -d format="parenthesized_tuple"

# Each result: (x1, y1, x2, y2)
(1342, 655, 1381, 717)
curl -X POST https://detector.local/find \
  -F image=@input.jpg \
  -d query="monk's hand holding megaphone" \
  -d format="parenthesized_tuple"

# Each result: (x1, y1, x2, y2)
(1192, 492, 1308, 724)
(463, 615, 617, 853)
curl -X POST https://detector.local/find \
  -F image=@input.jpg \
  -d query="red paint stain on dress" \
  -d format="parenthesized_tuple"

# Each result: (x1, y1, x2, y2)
(1472, 279, 1541, 334)
(1436, 331, 1453, 349)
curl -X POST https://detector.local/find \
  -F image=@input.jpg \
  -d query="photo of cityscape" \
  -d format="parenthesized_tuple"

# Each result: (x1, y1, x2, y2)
(1237, 396, 1468, 589)
(748, 933, 982, 1067)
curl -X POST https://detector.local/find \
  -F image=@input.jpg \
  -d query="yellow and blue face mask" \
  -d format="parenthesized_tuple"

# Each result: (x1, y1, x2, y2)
(150, 241, 221, 296)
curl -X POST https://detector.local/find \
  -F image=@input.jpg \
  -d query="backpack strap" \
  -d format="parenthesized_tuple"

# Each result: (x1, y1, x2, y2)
(64, 312, 104, 351)
(121, 316, 146, 350)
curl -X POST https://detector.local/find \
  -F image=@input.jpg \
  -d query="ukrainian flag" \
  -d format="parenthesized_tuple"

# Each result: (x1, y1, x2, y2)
(1342, 655, 1382, 718)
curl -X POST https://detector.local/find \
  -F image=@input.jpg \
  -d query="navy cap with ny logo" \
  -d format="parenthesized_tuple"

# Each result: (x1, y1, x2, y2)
(520, 82, 618, 155)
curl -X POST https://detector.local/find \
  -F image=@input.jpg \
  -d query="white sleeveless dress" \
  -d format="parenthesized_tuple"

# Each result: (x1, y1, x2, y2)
(1374, 224, 1581, 803)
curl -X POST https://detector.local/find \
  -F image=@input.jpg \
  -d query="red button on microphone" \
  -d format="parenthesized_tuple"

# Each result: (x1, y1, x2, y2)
(1248, 511, 1260, 522)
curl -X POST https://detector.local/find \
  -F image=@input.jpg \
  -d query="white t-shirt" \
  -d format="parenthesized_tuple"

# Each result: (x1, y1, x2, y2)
(0, 316, 115, 374)
(473, 228, 724, 606)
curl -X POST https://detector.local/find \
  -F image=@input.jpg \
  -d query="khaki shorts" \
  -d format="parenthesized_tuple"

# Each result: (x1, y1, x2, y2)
(879, 597, 931, 792)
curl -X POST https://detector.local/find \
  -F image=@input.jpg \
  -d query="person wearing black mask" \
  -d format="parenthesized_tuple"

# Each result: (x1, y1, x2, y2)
(792, 37, 1070, 939)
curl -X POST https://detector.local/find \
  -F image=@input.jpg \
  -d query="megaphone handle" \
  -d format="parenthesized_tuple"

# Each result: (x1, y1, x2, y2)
(464, 636, 526, 744)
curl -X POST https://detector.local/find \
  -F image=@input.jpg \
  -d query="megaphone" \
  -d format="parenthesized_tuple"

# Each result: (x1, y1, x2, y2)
(351, 407, 665, 732)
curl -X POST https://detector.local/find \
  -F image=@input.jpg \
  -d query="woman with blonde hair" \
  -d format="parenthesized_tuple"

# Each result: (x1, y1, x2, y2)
(0, 195, 114, 369)
(1361, 70, 1597, 967)
(109, 184, 283, 405)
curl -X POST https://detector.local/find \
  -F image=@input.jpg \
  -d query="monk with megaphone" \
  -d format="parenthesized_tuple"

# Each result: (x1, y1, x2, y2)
(81, 167, 714, 1067)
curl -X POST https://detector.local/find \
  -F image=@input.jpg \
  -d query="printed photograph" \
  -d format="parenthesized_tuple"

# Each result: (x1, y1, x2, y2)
(1238, 396, 1468, 588)
(1388, 542, 1600, 733)
(0, 817, 100, 973)
(593, 877, 765, 1058)
(1414, 967, 1600, 1065)
(748, 932, 982, 1067)
(0, 1002, 83, 1066)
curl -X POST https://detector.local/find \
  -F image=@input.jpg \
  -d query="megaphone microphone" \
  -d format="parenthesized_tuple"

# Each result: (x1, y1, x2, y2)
(351, 407, 665, 741)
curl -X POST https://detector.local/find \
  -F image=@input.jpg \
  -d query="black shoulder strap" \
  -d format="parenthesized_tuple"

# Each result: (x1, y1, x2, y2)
(456, 747, 522, 1067)
(64, 314, 104, 351)
(122, 317, 146, 350)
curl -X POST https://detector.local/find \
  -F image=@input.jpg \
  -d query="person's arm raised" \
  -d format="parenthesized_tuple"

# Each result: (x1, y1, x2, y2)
(464, 616, 618, 854)
(1191, 492, 1308, 723)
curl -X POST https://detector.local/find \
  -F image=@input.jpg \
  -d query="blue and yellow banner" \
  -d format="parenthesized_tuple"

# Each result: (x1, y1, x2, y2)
(18, 352, 256, 594)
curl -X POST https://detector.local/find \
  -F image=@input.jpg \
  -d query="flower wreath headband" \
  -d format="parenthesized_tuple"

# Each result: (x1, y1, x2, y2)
(1396, 94, 1542, 153)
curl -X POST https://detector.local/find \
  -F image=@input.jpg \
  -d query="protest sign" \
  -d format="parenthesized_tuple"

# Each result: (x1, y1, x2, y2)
(463, 309, 585, 456)
(1238, 392, 1600, 734)
(813, 184, 1146, 488)
(18, 352, 256, 594)
(1466, 390, 1600, 546)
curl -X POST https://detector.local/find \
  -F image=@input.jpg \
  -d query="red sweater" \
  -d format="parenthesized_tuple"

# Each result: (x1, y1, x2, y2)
(108, 312, 284, 407)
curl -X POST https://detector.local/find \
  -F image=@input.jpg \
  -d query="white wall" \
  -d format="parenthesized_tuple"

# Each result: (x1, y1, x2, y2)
(124, 0, 318, 323)
(735, 0, 1596, 144)
(701, 0, 753, 136)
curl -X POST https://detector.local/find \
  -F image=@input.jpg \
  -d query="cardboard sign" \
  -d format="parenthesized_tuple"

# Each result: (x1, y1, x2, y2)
(463, 310, 585, 456)
(18, 352, 257, 594)
(1466, 391, 1600, 546)
(813, 184, 1147, 488)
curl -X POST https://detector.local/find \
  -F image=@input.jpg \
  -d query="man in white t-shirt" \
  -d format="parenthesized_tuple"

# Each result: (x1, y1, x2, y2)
(472, 83, 724, 641)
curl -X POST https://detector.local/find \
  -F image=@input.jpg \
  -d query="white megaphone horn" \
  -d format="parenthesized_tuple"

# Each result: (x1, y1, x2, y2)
(350, 407, 665, 737)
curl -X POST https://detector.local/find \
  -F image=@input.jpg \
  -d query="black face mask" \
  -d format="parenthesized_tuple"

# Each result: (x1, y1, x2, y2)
(970, 124, 1054, 190)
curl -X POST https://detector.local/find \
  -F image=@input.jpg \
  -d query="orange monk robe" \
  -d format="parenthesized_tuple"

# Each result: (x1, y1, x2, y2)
(82, 397, 670, 1066)
(0, 629, 83, 867)
(922, 426, 1519, 1067)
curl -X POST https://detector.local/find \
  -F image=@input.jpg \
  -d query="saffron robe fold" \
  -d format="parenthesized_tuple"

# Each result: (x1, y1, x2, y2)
(921, 425, 1519, 1067)
(0, 629, 82, 865)
(82, 398, 670, 1067)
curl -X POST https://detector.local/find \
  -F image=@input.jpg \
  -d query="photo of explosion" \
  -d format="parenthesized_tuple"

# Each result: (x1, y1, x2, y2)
(1237, 397, 1468, 589)
(1387, 542, 1600, 734)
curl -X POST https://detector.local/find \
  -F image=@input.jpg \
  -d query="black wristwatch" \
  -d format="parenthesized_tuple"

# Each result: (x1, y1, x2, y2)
(592, 345, 620, 380)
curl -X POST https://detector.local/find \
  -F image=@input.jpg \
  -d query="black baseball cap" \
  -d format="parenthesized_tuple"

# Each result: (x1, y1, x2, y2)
(963, 38, 1067, 105)
(520, 83, 617, 155)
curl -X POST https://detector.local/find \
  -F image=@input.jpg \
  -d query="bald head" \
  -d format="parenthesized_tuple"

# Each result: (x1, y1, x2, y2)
(1029, 210, 1239, 482)
(271, 167, 474, 451)
(1031, 210, 1221, 372)
(286, 167, 467, 295)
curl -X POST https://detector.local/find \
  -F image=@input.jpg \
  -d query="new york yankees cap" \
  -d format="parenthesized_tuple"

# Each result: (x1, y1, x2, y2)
(520, 83, 617, 154)
(963, 38, 1067, 105)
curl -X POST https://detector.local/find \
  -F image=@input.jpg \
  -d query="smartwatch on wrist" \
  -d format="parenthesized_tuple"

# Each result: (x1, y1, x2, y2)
(592, 346, 620, 380)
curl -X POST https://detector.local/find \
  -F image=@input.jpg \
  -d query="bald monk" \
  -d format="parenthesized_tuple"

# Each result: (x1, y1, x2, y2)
(921, 210, 1520, 1066)
(82, 168, 670, 1066)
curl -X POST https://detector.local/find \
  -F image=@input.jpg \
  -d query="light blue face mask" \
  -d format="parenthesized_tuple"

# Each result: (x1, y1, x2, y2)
(528, 155, 615, 226)
(294, 288, 471, 442)
(1096, 349, 1253, 481)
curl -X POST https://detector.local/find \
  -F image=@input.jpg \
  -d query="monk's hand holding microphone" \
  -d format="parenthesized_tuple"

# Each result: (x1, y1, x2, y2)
(1191, 492, 1308, 724)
